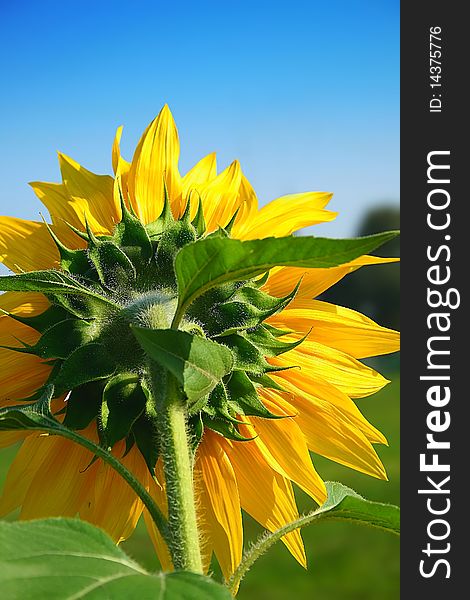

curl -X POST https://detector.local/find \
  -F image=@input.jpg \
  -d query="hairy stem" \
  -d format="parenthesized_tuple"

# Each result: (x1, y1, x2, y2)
(150, 367, 202, 573)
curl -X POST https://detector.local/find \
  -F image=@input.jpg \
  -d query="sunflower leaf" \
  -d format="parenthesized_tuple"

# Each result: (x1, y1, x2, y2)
(0, 518, 232, 599)
(173, 231, 399, 324)
(131, 327, 233, 403)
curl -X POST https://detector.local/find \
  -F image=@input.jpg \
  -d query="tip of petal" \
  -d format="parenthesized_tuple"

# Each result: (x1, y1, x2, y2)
(57, 152, 79, 171)
(158, 103, 174, 122)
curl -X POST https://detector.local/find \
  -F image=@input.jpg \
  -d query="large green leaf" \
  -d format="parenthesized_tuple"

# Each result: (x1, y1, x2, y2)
(228, 481, 399, 594)
(173, 232, 399, 323)
(0, 518, 232, 599)
(132, 328, 233, 403)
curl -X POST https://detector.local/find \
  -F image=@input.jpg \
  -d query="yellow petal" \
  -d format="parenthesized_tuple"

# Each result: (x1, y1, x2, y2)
(0, 217, 59, 271)
(237, 192, 336, 239)
(0, 291, 49, 318)
(80, 443, 149, 542)
(198, 160, 242, 231)
(112, 125, 123, 174)
(225, 435, 306, 567)
(128, 105, 182, 224)
(271, 341, 389, 398)
(20, 435, 96, 519)
(182, 153, 217, 196)
(273, 368, 386, 445)
(112, 126, 131, 203)
(58, 153, 119, 235)
(272, 378, 387, 479)
(271, 299, 399, 359)
(246, 392, 326, 504)
(0, 291, 51, 405)
(264, 255, 399, 299)
(112, 125, 131, 174)
(230, 173, 259, 237)
(196, 431, 242, 580)
(0, 316, 51, 404)
(0, 433, 52, 516)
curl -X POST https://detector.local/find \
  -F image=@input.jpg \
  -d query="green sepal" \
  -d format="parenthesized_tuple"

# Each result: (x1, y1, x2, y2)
(262, 323, 295, 337)
(222, 334, 269, 374)
(205, 226, 229, 239)
(123, 433, 135, 458)
(251, 271, 270, 288)
(180, 194, 192, 223)
(202, 285, 297, 337)
(226, 371, 282, 419)
(41, 218, 91, 274)
(155, 220, 197, 285)
(249, 373, 289, 393)
(131, 411, 160, 473)
(112, 188, 153, 262)
(63, 381, 106, 430)
(87, 239, 137, 290)
(191, 197, 206, 237)
(204, 383, 243, 423)
(31, 318, 97, 359)
(63, 220, 90, 242)
(234, 282, 299, 315)
(185, 281, 242, 321)
(52, 343, 116, 395)
(246, 325, 306, 357)
(47, 292, 110, 321)
(202, 415, 253, 442)
(223, 207, 240, 235)
(99, 373, 146, 449)
(145, 181, 174, 237)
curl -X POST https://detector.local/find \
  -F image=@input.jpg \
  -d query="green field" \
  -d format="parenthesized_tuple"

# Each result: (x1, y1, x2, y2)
(0, 361, 399, 599)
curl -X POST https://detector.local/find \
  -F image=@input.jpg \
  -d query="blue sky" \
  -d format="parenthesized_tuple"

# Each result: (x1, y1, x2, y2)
(0, 0, 399, 238)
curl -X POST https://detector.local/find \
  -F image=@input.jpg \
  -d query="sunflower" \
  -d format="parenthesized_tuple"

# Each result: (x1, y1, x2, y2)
(0, 105, 399, 580)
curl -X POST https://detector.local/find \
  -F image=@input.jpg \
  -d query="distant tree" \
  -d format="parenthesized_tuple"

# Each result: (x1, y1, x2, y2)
(320, 205, 400, 330)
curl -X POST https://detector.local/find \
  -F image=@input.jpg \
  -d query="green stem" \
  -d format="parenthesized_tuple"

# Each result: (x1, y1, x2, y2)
(150, 368, 202, 573)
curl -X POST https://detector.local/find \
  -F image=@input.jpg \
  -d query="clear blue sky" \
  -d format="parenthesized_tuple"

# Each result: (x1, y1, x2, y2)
(0, 0, 399, 238)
